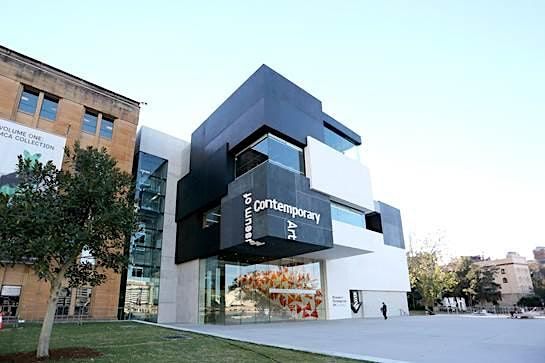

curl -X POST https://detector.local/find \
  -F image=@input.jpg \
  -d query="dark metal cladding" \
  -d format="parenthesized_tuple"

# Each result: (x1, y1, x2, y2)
(220, 162, 333, 262)
(175, 65, 360, 264)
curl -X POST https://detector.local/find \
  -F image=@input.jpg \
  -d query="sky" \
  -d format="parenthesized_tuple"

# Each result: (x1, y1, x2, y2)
(2, 1, 544, 260)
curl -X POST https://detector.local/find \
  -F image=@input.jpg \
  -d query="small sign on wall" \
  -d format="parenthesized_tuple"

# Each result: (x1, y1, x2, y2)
(331, 295, 348, 307)
(1, 285, 21, 297)
(349, 290, 362, 313)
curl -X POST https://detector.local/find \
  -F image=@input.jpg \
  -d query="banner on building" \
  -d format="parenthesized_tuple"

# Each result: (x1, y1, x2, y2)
(0, 118, 66, 195)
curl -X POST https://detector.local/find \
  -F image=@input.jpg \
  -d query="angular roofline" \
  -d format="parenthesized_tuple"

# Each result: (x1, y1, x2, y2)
(0, 44, 140, 108)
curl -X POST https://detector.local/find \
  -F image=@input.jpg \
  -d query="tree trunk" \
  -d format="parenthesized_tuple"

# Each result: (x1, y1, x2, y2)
(36, 276, 62, 358)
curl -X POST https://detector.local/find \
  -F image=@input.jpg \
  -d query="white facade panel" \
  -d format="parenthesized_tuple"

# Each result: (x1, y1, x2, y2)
(176, 259, 200, 323)
(138, 126, 192, 323)
(332, 220, 382, 252)
(325, 243, 410, 320)
(361, 291, 409, 318)
(304, 136, 374, 211)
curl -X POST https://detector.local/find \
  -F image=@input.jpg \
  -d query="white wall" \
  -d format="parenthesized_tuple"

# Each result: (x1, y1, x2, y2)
(332, 220, 383, 252)
(137, 127, 192, 323)
(325, 243, 411, 320)
(361, 291, 409, 318)
(304, 136, 374, 211)
(175, 259, 200, 323)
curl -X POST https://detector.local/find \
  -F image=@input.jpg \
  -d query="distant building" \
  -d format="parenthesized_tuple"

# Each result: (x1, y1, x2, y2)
(533, 247, 545, 265)
(476, 252, 534, 305)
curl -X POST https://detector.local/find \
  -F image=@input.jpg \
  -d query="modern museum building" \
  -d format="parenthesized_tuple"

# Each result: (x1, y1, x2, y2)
(122, 65, 411, 324)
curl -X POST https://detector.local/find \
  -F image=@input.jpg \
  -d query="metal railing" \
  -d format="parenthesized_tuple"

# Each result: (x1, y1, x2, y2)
(436, 305, 545, 316)
(0, 305, 159, 328)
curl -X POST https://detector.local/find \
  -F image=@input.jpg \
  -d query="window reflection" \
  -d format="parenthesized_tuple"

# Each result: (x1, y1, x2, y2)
(331, 202, 365, 228)
(203, 205, 221, 228)
(100, 117, 114, 139)
(235, 134, 304, 177)
(18, 89, 39, 114)
(199, 257, 325, 324)
(40, 96, 58, 121)
(81, 111, 98, 134)
(324, 126, 360, 161)
(124, 152, 168, 322)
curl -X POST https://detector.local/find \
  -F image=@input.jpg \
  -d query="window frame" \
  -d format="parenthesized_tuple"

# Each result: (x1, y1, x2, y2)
(18, 88, 40, 115)
(39, 94, 59, 121)
(81, 109, 99, 135)
(100, 116, 115, 139)
(330, 201, 366, 228)
(323, 124, 357, 152)
(234, 133, 305, 178)
(202, 205, 221, 229)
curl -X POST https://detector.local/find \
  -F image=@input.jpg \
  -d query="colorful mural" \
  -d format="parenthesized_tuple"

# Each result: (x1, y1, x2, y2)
(233, 267, 323, 319)
(199, 257, 325, 324)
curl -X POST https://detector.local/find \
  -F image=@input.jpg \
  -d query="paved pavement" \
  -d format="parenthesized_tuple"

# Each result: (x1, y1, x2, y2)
(153, 315, 545, 363)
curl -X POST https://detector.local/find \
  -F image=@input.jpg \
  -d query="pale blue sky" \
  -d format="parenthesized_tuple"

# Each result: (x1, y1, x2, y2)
(2, 1, 544, 259)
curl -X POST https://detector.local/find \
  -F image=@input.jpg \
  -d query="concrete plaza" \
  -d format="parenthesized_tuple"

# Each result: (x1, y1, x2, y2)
(157, 315, 545, 363)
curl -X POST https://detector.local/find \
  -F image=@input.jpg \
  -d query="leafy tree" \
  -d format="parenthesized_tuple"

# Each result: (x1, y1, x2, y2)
(408, 238, 456, 309)
(517, 295, 543, 307)
(446, 256, 476, 305)
(529, 263, 545, 301)
(0, 144, 136, 359)
(471, 265, 501, 305)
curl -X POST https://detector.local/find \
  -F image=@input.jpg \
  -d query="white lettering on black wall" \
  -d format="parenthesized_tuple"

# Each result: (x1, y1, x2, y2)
(252, 198, 321, 225)
(242, 192, 265, 246)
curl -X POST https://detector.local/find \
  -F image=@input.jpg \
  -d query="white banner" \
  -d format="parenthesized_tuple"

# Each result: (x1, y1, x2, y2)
(1, 285, 21, 297)
(0, 118, 66, 195)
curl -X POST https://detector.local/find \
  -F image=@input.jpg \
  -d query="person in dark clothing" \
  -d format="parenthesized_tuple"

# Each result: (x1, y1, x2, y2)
(381, 302, 388, 320)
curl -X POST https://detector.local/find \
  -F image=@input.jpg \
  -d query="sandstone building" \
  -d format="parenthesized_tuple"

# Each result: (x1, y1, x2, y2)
(0, 45, 140, 320)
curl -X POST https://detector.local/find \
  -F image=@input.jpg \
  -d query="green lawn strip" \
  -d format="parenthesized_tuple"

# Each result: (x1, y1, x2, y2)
(0, 322, 370, 363)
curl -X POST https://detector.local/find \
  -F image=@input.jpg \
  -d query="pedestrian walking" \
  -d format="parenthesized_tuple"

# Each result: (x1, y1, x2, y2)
(381, 302, 388, 320)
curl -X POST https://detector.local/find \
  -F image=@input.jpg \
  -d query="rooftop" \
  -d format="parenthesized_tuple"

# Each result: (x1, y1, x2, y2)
(0, 44, 140, 107)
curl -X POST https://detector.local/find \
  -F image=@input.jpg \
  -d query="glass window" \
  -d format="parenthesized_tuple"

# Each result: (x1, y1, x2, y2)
(40, 96, 58, 121)
(324, 126, 360, 160)
(100, 117, 114, 139)
(82, 111, 98, 134)
(331, 202, 365, 228)
(502, 278, 508, 283)
(501, 268, 505, 274)
(18, 89, 39, 114)
(1, 285, 21, 319)
(131, 267, 144, 278)
(199, 256, 325, 325)
(203, 206, 221, 228)
(235, 134, 304, 177)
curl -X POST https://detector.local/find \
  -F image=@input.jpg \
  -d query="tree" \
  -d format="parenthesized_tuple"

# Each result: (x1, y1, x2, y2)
(407, 237, 456, 309)
(517, 295, 543, 307)
(446, 256, 482, 306)
(471, 265, 501, 305)
(0, 144, 136, 358)
(529, 262, 545, 302)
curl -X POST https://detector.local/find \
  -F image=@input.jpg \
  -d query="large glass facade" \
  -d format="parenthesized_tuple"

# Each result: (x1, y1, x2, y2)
(235, 134, 304, 177)
(124, 152, 168, 321)
(199, 256, 325, 324)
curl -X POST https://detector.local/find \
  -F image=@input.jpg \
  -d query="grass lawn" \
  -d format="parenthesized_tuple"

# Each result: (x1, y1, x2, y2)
(0, 321, 366, 362)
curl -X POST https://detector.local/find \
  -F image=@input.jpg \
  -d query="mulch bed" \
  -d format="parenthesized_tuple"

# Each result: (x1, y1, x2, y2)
(0, 347, 102, 362)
